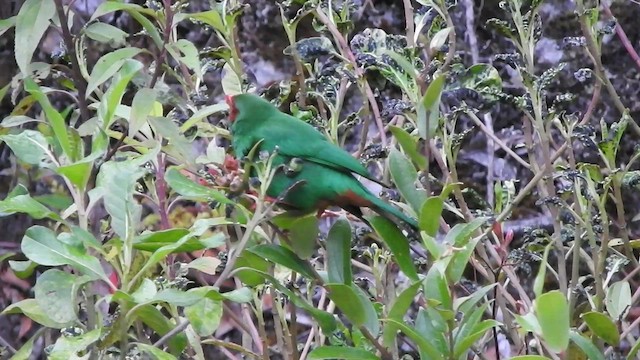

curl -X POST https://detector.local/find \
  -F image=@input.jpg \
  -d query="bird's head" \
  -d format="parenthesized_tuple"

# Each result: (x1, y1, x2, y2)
(225, 93, 277, 123)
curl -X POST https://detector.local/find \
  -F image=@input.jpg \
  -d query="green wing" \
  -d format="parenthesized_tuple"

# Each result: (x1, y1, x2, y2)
(259, 114, 385, 185)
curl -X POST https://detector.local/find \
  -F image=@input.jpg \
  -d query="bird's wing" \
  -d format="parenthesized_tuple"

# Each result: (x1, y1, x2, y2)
(259, 115, 387, 186)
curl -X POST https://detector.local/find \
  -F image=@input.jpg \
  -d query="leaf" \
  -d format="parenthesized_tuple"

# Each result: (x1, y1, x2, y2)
(417, 75, 444, 140)
(388, 147, 427, 213)
(324, 284, 366, 327)
(187, 9, 226, 33)
(0, 194, 60, 220)
(180, 103, 228, 132)
(0, 16, 15, 38)
(221, 63, 241, 95)
(134, 229, 226, 253)
(23, 79, 75, 161)
(568, 331, 606, 360)
(129, 88, 158, 137)
(185, 297, 223, 337)
(248, 244, 317, 280)
(581, 311, 619, 345)
(56, 155, 98, 191)
(130, 306, 187, 355)
(10, 330, 37, 360)
(235, 268, 337, 334)
(97, 159, 145, 240)
(445, 217, 486, 283)
(325, 217, 352, 284)
(34, 269, 87, 324)
(84, 22, 128, 45)
(384, 319, 443, 360)
(284, 37, 336, 62)
(186, 256, 222, 275)
(48, 328, 101, 360)
(429, 27, 453, 51)
(424, 264, 452, 310)
(536, 290, 570, 353)
(166, 39, 203, 81)
(14, 0, 56, 75)
(382, 281, 422, 347)
(2, 299, 68, 328)
(308, 346, 380, 360)
(21, 226, 111, 282)
(606, 280, 631, 321)
(97, 59, 144, 127)
(389, 125, 427, 170)
(137, 344, 178, 360)
(0, 130, 48, 165)
(165, 167, 232, 205)
(288, 214, 319, 259)
(368, 216, 418, 281)
(419, 196, 444, 237)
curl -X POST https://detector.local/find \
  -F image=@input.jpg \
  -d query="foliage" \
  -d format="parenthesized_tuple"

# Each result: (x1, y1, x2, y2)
(0, 0, 638, 359)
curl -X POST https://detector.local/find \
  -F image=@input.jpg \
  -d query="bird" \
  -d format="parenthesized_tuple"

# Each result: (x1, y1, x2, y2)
(226, 93, 418, 230)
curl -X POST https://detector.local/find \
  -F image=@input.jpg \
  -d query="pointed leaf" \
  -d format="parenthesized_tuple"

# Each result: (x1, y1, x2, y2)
(536, 291, 570, 353)
(308, 346, 379, 360)
(326, 217, 352, 284)
(249, 244, 316, 280)
(368, 216, 419, 281)
(417, 75, 444, 140)
(388, 147, 426, 213)
(582, 311, 619, 345)
(14, 0, 55, 75)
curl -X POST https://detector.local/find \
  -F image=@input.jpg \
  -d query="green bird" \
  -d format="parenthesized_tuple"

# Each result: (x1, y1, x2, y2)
(226, 93, 418, 230)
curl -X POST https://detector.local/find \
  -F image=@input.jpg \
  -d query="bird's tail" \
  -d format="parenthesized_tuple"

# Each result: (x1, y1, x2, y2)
(366, 193, 419, 230)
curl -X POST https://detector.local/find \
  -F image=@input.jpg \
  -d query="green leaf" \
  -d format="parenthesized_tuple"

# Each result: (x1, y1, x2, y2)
(84, 22, 128, 45)
(90, 2, 162, 47)
(249, 244, 317, 280)
(56, 157, 95, 191)
(606, 280, 631, 321)
(10, 330, 37, 360)
(14, 0, 55, 75)
(388, 147, 426, 213)
(187, 9, 226, 33)
(98, 59, 144, 127)
(130, 306, 187, 355)
(415, 307, 448, 354)
(424, 264, 452, 310)
(221, 63, 241, 95)
(137, 343, 178, 360)
(0, 194, 60, 220)
(166, 39, 203, 81)
(581, 311, 619, 345)
(129, 88, 158, 137)
(368, 216, 419, 281)
(324, 284, 366, 327)
(419, 196, 444, 237)
(326, 217, 352, 284)
(148, 116, 196, 164)
(568, 331, 606, 360)
(184, 298, 222, 337)
(186, 256, 221, 275)
(533, 242, 553, 297)
(236, 268, 337, 334)
(8, 260, 37, 279)
(179, 103, 228, 132)
(0, 130, 49, 164)
(510, 356, 552, 360)
(0, 16, 15, 38)
(384, 319, 443, 360)
(21, 225, 111, 282)
(34, 269, 87, 324)
(288, 214, 319, 260)
(97, 159, 145, 240)
(48, 328, 101, 360)
(2, 299, 68, 328)
(429, 27, 453, 51)
(536, 290, 570, 353)
(444, 217, 486, 283)
(23, 79, 75, 161)
(308, 346, 380, 360)
(134, 229, 226, 253)
(382, 281, 422, 347)
(389, 125, 427, 170)
(417, 75, 444, 140)
(165, 166, 233, 205)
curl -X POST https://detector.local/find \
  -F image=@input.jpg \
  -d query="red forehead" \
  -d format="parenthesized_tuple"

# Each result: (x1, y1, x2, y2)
(226, 95, 237, 121)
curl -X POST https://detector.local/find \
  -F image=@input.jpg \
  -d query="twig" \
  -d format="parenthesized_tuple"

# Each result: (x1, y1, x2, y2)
(403, 0, 415, 48)
(602, 4, 640, 71)
(152, 320, 190, 348)
(52, 0, 91, 126)
(313, 7, 387, 146)
(150, 0, 174, 88)
(0, 334, 16, 354)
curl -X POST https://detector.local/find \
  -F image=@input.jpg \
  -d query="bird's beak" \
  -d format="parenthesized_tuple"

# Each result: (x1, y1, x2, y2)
(225, 95, 237, 122)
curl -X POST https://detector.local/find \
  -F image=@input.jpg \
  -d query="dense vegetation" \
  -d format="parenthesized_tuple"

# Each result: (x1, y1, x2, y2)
(0, 0, 639, 359)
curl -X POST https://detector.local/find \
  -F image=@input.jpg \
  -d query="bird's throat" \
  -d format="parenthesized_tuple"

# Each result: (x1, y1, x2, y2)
(225, 95, 238, 122)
